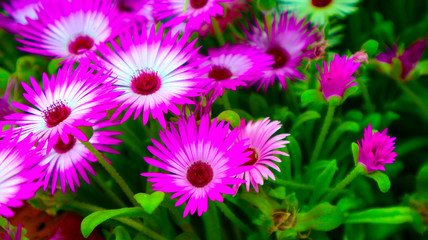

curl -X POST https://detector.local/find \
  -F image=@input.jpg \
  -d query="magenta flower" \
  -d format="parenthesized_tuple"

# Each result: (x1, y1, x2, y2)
(153, 0, 227, 31)
(0, 129, 43, 218)
(0, 0, 41, 34)
(94, 25, 209, 127)
(203, 44, 273, 97)
(40, 120, 122, 194)
(116, 0, 155, 26)
(357, 124, 397, 172)
(244, 12, 317, 91)
(2, 63, 119, 153)
(316, 54, 360, 100)
(142, 115, 251, 217)
(16, 0, 125, 63)
(376, 45, 397, 64)
(234, 118, 289, 192)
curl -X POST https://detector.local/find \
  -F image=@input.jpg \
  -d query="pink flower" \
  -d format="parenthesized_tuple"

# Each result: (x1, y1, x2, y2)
(0, 129, 43, 218)
(2, 63, 120, 153)
(40, 120, 123, 194)
(142, 115, 251, 217)
(357, 124, 397, 172)
(203, 44, 273, 97)
(16, 0, 126, 63)
(93, 24, 209, 127)
(234, 118, 289, 192)
(0, 0, 41, 34)
(244, 12, 317, 91)
(316, 54, 360, 100)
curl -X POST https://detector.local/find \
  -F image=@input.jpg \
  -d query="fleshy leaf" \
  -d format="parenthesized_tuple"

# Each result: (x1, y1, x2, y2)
(301, 89, 324, 107)
(310, 160, 338, 205)
(352, 142, 360, 166)
(295, 203, 344, 231)
(291, 110, 321, 132)
(217, 110, 241, 128)
(345, 207, 415, 224)
(113, 226, 132, 240)
(249, 93, 270, 117)
(134, 191, 165, 214)
(362, 39, 379, 56)
(365, 171, 391, 193)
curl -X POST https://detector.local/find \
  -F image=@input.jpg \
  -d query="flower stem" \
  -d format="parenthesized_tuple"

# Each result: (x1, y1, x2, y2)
(310, 102, 336, 164)
(92, 175, 127, 208)
(322, 165, 364, 202)
(222, 91, 231, 110)
(357, 78, 375, 113)
(66, 201, 166, 240)
(80, 140, 139, 207)
(216, 202, 252, 233)
(212, 17, 225, 46)
(395, 79, 428, 119)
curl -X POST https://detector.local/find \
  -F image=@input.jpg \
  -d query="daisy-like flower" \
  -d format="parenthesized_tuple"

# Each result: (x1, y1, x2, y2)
(2, 0, 41, 25)
(0, 129, 43, 218)
(316, 54, 360, 100)
(357, 124, 397, 172)
(142, 115, 251, 217)
(40, 120, 122, 194)
(2, 63, 119, 153)
(16, 0, 125, 63)
(233, 118, 289, 192)
(278, 0, 361, 25)
(203, 44, 273, 97)
(244, 13, 317, 91)
(153, 0, 228, 32)
(94, 25, 209, 127)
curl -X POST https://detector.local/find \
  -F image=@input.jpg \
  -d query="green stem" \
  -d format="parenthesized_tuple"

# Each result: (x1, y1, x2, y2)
(80, 140, 139, 207)
(310, 102, 336, 164)
(212, 17, 225, 46)
(66, 201, 166, 240)
(357, 78, 375, 113)
(395, 79, 428, 119)
(323, 165, 364, 202)
(92, 175, 127, 208)
(216, 202, 252, 233)
(228, 24, 245, 40)
(222, 91, 231, 110)
(275, 179, 314, 190)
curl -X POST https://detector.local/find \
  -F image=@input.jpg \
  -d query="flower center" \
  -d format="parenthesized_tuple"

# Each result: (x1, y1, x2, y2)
(130, 70, 161, 95)
(68, 35, 94, 55)
(42, 100, 71, 127)
(266, 46, 290, 69)
(242, 148, 259, 166)
(190, 0, 209, 9)
(53, 134, 76, 154)
(311, 0, 333, 8)
(208, 65, 233, 81)
(186, 161, 213, 188)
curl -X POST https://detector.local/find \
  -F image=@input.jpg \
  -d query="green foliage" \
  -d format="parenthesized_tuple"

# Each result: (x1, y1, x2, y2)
(295, 203, 344, 231)
(134, 191, 165, 214)
(345, 207, 416, 224)
(217, 110, 241, 128)
(365, 171, 391, 193)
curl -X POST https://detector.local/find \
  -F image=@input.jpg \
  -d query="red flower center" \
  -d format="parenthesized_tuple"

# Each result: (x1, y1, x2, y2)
(190, 0, 209, 9)
(186, 161, 214, 188)
(311, 0, 333, 8)
(242, 147, 259, 166)
(68, 35, 94, 55)
(42, 100, 71, 127)
(266, 46, 290, 69)
(208, 65, 233, 81)
(53, 134, 76, 153)
(131, 70, 161, 95)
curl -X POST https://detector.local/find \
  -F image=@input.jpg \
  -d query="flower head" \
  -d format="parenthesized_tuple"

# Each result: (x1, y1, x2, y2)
(316, 54, 360, 100)
(16, 0, 125, 62)
(94, 25, 209, 127)
(398, 38, 427, 79)
(357, 124, 397, 172)
(40, 120, 122, 194)
(2, 63, 119, 153)
(142, 115, 251, 217)
(234, 118, 289, 192)
(203, 44, 273, 97)
(244, 13, 317, 91)
(278, 0, 361, 25)
(153, 0, 228, 32)
(0, 129, 43, 218)
(116, 0, 155, 26)
(2, 0, 41, 25)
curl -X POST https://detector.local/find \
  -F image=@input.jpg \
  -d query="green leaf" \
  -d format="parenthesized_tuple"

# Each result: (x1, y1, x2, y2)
(81, 207, 146, 238)
(351, 142, 360, 166)
(365, 171, 391, 193)
(257, 0, 276, 11)
(363, 113, 381, 129)
(268, 186, 286, 200)
(216, 110, 241, 128)
(337, 196, 363, 212)
(310, 160, 338, 205)
(47, 58, 63, 75)
(174, 232, 200, 240)
(287, 136, 302, 180)
(345, 207, 415, 224)
(134, 191, 165, 214)
(291, 110, 321, 132)
(113, 226, 132, 240)
(0, 67, 10, 91)
(341, 85, 360, 103)
(295, 203, 344, 231)
(361, 39, 379, 56)
(416, 163, 428, 193)
(345, 224, 366, 240)
(249, 93, 269, 117)
(301, 89, 324, 107)
(231, 108, 254, 120)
